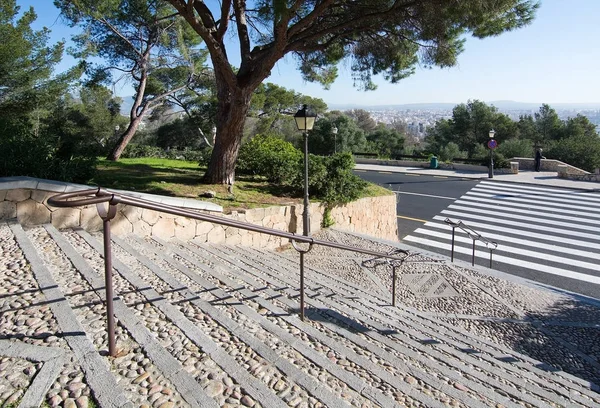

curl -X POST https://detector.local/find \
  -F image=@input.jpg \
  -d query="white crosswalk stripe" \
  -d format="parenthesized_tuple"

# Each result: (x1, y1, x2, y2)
(402, 181, 600, 287)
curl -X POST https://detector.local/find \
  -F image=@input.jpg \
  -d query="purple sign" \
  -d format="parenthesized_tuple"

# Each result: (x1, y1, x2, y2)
(487, 139, 498, 149)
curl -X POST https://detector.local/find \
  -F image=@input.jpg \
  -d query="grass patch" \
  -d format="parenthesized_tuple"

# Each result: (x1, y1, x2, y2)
(91, 158, 391, 213)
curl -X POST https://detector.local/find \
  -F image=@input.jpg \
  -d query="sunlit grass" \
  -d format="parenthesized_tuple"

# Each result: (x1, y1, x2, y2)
(91, 157, 391, 213)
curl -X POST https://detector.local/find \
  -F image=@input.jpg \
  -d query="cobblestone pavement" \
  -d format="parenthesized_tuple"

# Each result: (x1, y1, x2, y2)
(1, 220, 599, 407)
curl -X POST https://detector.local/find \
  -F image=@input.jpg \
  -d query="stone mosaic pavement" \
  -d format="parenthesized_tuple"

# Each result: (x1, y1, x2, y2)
(1, 221, 599, 407)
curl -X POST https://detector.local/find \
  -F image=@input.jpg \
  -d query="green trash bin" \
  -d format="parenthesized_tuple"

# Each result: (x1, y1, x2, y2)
(430, 156, 438, 169)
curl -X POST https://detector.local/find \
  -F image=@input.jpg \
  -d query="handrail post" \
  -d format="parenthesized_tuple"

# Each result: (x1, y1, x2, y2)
(489, 249, 493, 269)
(450, 226, 456, 262)
(97, 201, 118, 357)
(392, 265, 397, 307)
(472, 238, 476, 266)
(300, 252, 305, 321)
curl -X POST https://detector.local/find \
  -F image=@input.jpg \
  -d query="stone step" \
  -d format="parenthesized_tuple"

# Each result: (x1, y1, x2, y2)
(115, 233, 366, 408)
(38, 224, 218, 408)
(4, 222, 134, 408)
(257, 243, 600, 398)
(122, 233, 405, 407)
(160, 239, 526, 407)
(70, 228, 288, 408)
(218, 242, 600, 407)
(3, 219, 599, 407)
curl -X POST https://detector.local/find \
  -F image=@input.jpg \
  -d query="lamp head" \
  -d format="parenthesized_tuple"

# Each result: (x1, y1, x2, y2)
(332, 125, 338, 135)
(489, 129, 496, 139)
(294, 104, 316, 131)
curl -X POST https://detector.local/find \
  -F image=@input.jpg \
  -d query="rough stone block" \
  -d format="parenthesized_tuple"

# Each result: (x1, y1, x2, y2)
(111, 212, 134, 236)
(122, 206, 142, 224)
(207, 225, 225, 244)
(246, 207, 265, 223)
(132, 220, 152, 237)
(152, 217, 175, 239)
(0, 201, 16, 219)
(80, 206, 103, 231)
(174, 217, 196, 241)
(51, 208, 81, 229)
(196, 222, 214, 235)
(0, 190, 6, 201)
(31, 190, 51, 205)
(17, 199, 51, 225)
(141, 209, 160, 226)
(225, 233, 242, 246)
(7, 189, 31, 202)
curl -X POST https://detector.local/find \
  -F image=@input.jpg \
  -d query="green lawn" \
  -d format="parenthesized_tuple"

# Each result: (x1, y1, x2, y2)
(91, 158, 391, 213)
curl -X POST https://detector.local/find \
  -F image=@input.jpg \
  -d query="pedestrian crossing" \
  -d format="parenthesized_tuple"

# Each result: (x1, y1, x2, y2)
(403, 181, 600, 290)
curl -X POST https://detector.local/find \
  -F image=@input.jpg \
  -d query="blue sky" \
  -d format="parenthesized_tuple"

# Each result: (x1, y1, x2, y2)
(18, 0, 600, 106)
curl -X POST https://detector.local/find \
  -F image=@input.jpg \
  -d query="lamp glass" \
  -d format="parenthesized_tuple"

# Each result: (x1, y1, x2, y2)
(332, 125, 338, 134)
(294, 104, 316, 131)
(489, 129, 496, 138)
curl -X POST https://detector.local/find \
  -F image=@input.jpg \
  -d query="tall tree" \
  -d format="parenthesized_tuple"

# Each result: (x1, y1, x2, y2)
(55, 0, 206, 160)
(345, 109, 377, 134)
(534, 103, 561, 144)
(166, 0, 539, 184)
(0, 0, 79, 124)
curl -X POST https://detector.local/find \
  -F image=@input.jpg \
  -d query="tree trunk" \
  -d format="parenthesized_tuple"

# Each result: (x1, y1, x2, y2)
(106, 115, 145, 161)
(203, 76, 253, 184)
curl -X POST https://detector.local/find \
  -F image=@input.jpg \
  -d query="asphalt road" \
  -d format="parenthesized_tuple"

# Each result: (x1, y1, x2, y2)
(354, 169, 600, 301)
(354, 170, 480, 238)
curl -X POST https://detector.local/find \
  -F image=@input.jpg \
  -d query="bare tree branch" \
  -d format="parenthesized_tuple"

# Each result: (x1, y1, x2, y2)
(216, 0, 232, 41)
(233, 0, 251, 68)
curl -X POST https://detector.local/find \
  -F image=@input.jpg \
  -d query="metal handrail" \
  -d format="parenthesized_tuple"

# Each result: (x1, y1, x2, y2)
(444, 218, 498, 268)
(48, 187, 411, 356)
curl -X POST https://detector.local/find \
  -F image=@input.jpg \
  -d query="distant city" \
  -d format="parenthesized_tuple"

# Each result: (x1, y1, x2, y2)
(329, 101, 600, 139)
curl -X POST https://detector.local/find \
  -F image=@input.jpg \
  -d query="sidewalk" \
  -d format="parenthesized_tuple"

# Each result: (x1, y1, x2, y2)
(355, 163, 600, 191)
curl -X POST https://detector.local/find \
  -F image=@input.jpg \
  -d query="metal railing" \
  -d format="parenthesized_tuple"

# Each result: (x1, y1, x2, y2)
(361, 249, 428, 307)
(444, 218, 498, 268)
(48, 187, 412, 356)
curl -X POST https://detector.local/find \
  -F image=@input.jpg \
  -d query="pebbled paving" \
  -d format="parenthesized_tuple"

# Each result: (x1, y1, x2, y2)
(1, 221, 599, 407)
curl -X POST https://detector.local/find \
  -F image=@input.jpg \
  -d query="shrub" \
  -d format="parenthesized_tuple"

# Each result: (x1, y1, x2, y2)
(121, 144, 165, 159)
(237, 134, 302, 184)
(0, 129, 97, 183)
(291, 152, 368, 211)
(496, 138, 534, 159)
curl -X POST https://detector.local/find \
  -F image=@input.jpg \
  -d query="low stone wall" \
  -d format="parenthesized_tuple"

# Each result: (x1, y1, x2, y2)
(557, 166, 600, 182)
(0, 181, 398, 249)
(511, 157, 589, 175)
(354, 158, 516, 174)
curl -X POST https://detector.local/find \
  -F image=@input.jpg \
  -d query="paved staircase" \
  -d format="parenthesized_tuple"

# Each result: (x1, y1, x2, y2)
(1, 220, 599, 407)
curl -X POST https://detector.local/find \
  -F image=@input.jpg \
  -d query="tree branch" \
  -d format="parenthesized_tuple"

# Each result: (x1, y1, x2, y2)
(233, 0, 251, 68)
(98, 17, 143, 59)
(216, 0, 232, 41)
(166, 0, 237, 90)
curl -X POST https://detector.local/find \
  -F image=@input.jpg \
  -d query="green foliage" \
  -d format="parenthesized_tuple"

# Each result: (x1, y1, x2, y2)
(366, 124, 405, 158)
(156, 117, 204, 150)
(438, 142, 466, 162)
(304, 152, 368, 208)
(496, 138, 533, 158)
(236, 134, 302, 184)
(546, 135, 600, 172)
(249, 83, 328, 138)
(55, 0, 208, 159)
(0, 130, 97, 182)
(235, 135, 367, 214)
(0, 0, 95, 182)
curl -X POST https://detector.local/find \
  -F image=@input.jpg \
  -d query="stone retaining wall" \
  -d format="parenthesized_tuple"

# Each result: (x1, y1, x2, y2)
(511, 157, 589, 174)
(1, 186, 398, 249)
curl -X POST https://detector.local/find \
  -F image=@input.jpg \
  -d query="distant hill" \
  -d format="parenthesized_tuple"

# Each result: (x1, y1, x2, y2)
(329, 100, 600, 111)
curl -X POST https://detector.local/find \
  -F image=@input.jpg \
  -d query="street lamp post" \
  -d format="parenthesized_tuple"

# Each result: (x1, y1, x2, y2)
(332, 125, 338, 154)
(488, 129, 496, 179)
(294, 104, 316, 321)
